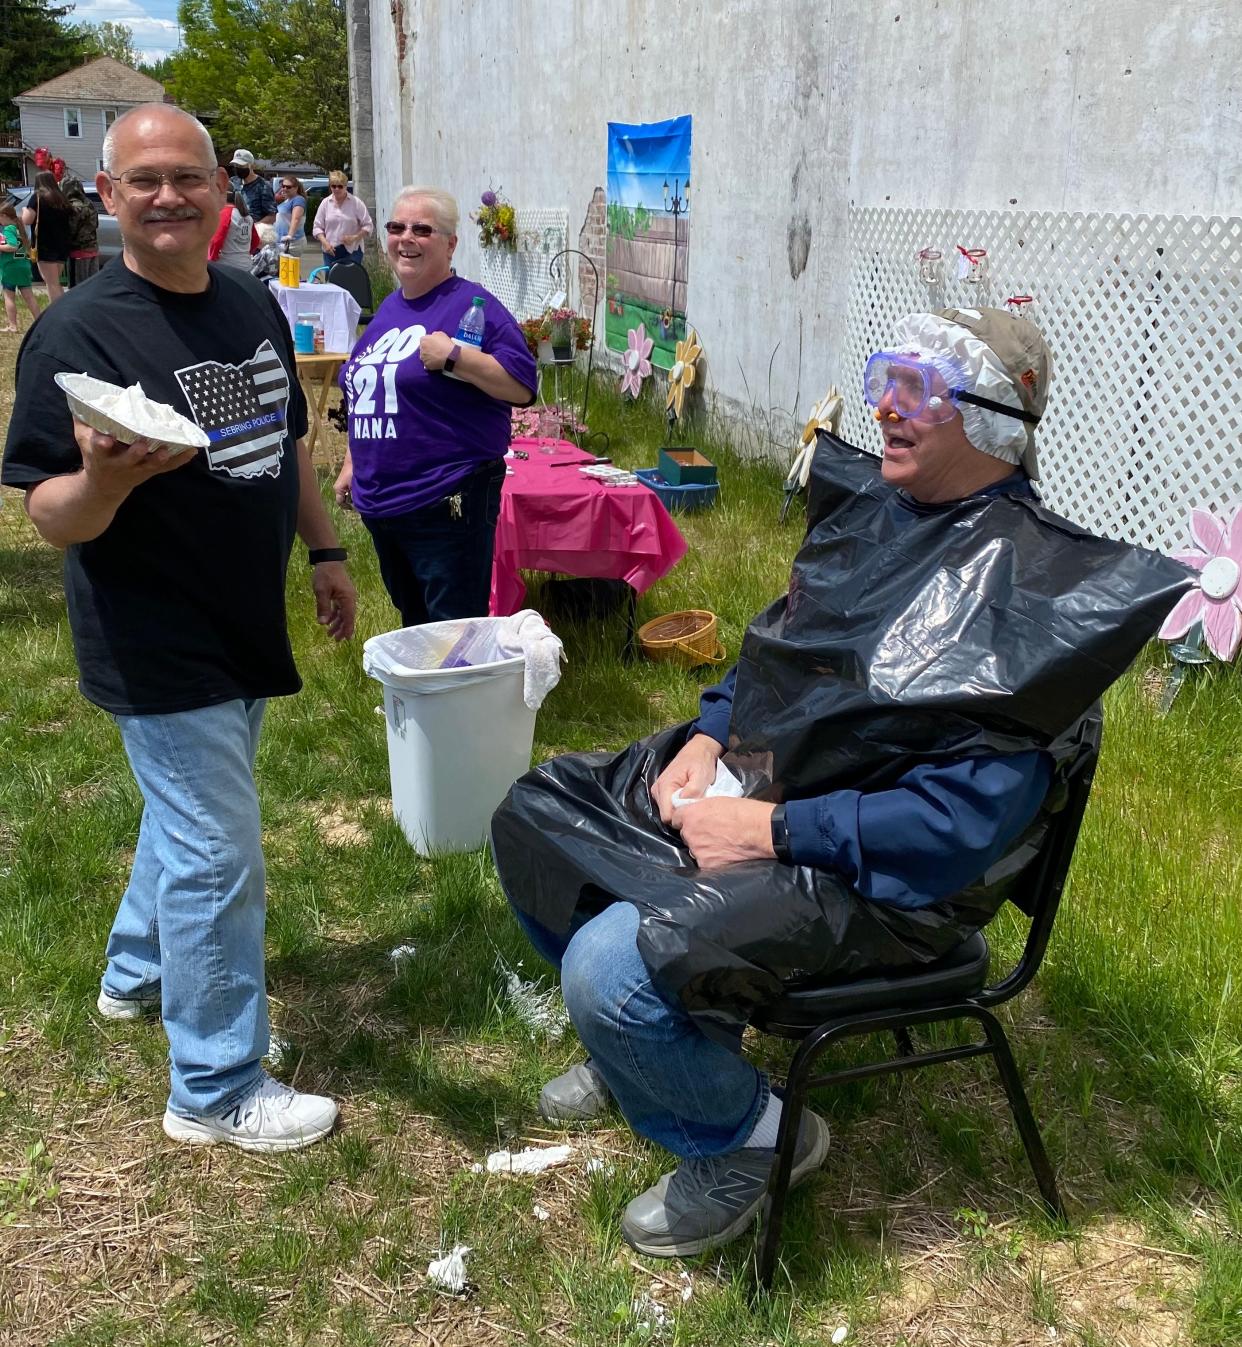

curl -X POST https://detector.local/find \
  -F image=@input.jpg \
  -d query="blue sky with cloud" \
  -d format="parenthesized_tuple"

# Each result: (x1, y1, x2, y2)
(68, 0, 182, 61)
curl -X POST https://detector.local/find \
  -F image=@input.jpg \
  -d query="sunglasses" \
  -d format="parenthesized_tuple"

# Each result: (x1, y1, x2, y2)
(385, 221, 442, 238)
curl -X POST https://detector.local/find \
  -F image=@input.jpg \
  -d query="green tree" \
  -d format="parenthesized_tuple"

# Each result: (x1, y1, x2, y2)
(170, 0, 349, 170)
(77, 19, 140, 66)
(0, 0, 88, 133)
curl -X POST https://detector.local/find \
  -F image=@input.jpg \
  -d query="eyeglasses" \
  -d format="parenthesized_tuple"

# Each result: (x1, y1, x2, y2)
(281, 183, 297, 191)
(109, 167, 216, 196)
(385, 221, 442, 238)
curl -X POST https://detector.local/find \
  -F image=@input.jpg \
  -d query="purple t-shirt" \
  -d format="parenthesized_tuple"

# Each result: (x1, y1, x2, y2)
(342, 275, 537, 517)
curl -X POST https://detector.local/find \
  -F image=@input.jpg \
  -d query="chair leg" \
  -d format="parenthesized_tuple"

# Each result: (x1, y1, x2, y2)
(894, 1026, 915, 1057)
(973, 1008, 1065, 1220)
(755, 1029, 831, 1290)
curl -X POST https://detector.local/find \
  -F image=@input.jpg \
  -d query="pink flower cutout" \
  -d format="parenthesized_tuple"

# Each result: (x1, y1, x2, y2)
(1158, 505, 1242, 660)
(621, 324, 653, 398)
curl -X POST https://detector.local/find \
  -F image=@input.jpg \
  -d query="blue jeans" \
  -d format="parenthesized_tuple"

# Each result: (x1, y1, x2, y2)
(102, 699, 270, 1116)
(514, 901, 768, 1159)
(322, 247, 363, 271)
(363, 459, 506, 627)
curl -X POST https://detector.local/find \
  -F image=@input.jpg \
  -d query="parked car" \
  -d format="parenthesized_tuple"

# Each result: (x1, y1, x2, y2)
(3, 183, 122, 264)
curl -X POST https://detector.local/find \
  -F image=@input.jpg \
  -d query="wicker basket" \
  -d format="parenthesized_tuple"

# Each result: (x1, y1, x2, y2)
(637, 610, 725, 668)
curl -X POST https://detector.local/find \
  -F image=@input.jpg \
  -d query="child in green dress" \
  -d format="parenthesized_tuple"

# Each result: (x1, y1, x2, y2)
(0, 201, 40, 333)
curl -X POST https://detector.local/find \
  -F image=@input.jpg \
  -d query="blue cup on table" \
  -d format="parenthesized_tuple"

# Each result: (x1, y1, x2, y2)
(293, 321, 315, 354)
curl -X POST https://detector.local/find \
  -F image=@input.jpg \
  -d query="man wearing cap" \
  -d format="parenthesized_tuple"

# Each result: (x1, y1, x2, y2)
(230, 149, 277, 224)
(490, 306, 1189, 1259)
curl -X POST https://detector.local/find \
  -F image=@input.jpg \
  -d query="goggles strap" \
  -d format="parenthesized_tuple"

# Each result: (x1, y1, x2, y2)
(955, 389, 1041, 425)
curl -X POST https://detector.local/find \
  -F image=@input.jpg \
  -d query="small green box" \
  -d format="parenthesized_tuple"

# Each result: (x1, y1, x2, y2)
(658, 447, 718, 486)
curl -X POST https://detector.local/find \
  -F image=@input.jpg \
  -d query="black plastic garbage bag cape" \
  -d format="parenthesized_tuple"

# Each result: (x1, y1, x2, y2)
(491, 432, 1193, 1043)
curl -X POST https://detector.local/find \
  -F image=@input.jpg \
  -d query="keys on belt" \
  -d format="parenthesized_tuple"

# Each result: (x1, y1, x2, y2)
(448, 492, 462, 519)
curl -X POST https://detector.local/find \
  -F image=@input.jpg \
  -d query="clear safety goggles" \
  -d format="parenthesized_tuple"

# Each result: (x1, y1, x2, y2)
(863, 350, 1042, 428)
(864, 351, 961, 424)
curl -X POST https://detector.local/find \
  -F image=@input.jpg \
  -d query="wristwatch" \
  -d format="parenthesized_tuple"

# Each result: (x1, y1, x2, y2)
(443, 341, 463, 374)
(770, 804, 793, 864)
(308, 547, 348, 566)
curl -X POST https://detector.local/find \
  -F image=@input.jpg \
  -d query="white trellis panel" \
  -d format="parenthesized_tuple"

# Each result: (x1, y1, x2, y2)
(476, 208, 569, 321)
(841, 207, 1242, 553)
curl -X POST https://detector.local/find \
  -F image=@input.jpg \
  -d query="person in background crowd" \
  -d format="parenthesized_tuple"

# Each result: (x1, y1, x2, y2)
(274, 176, 306, 254)
(62, 177, 100, 287)
(334, 186, 536, 625)
(3, 102, 356, 1152)
(250, 222, 280, 281)
(20, 170, 72, 303)
(208, 188, 259, 270)
(229, 149, 277, 224)
(311, 171, 373, 271)
(0, 199, 40, 331)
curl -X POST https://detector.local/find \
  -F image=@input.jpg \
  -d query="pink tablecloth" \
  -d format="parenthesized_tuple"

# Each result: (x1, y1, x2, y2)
(490, 437, 688, 615)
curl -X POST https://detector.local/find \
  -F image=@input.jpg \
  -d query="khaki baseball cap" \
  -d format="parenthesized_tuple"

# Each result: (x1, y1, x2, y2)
(936, 306, 1053, 479)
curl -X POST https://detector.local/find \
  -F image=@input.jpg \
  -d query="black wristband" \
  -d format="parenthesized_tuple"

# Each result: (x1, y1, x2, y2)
(770, 804, 793, 864)
(308, 547, 348, 566)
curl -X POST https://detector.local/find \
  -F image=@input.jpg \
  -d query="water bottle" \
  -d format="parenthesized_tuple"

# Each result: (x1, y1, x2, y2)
(455, 296, 486, 347)
(444, 296, 485, 379)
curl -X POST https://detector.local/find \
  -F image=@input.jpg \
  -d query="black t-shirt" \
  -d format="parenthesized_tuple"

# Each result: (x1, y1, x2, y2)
(2, 261, 309, 716)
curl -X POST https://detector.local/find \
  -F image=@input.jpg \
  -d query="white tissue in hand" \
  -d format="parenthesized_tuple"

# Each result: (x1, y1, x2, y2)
(670, 760, 744, 808)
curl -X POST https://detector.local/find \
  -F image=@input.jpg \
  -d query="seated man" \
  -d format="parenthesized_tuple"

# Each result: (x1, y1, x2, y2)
(491, 307, 1189, 1259)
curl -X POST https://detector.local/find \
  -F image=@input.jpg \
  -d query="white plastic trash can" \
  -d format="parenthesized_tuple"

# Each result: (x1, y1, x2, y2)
(363, 619, 538, 854)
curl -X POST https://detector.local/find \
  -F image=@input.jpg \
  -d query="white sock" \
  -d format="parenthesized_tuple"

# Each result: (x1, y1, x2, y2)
(747, 1091, 784, 1149)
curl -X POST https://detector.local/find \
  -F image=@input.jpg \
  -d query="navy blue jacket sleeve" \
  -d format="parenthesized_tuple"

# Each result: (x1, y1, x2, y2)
(691, 665, 736, 748)
(783, 752, 1053, 910)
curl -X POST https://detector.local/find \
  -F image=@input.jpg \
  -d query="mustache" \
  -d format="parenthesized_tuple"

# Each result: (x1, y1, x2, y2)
(140, 207, 202, 223)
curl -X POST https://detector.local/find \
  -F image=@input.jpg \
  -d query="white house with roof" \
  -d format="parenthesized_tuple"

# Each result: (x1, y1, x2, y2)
(13, 57, 167, 183)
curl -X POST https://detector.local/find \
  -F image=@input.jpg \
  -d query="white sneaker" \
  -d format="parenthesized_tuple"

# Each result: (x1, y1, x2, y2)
(97, 988, 160, 1020)
(162, 1072, 339, 1153)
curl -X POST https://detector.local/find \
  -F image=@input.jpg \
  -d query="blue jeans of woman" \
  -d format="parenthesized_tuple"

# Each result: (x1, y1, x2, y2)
(513, 900, 768, 1159)
(363, 459, 506, 627)
(322, 247, 363, 271)
(102, 699, 270, 1117)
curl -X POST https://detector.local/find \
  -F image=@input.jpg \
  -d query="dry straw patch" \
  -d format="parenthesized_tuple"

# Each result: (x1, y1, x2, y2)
(863, 1211, 1194, 1346)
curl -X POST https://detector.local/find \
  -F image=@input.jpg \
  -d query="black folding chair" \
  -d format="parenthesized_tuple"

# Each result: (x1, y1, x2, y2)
(751, 735, 1100, 1288)
(326, 260, 374, 326)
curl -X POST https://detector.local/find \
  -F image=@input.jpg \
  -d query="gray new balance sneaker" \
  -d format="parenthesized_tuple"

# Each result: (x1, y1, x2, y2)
(621, 1108, 830, 1257)
(538, 1061, 612, 1122)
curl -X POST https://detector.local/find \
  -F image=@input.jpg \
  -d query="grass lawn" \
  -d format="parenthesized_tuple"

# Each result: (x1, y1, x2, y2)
(0, 335, 1239, 1346)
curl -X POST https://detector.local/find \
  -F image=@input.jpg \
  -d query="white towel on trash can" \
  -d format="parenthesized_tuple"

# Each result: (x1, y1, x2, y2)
(494, 609, 565, 710)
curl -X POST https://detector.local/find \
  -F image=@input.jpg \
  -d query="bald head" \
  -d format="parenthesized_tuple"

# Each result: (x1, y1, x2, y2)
(102, 103, 216, 176)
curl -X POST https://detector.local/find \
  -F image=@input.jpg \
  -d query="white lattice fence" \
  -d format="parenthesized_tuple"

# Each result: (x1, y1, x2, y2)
(841, 208, 1242, 553)
(477, 208, 569, 321)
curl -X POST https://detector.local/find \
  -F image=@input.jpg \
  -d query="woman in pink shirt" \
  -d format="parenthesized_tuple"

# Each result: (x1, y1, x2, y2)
(312, 171, 374, 270)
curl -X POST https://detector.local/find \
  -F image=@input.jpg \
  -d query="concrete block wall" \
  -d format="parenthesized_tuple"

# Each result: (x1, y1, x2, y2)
(355, 0, 1242, 431)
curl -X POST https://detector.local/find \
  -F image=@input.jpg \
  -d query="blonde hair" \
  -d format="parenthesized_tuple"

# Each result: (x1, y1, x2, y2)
(328, 170, 348, 189)
(392, 186, 458, 235)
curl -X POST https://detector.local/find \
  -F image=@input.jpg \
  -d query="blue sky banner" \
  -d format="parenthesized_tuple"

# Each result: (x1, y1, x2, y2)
(605, 115, 692, 370)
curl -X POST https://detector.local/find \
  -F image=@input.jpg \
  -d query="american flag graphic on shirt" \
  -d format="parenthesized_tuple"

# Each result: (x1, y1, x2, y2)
(174, 339, 290, 479)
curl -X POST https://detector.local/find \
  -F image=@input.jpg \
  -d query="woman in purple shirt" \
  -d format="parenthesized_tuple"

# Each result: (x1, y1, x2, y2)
(335, 188, 537, 624)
